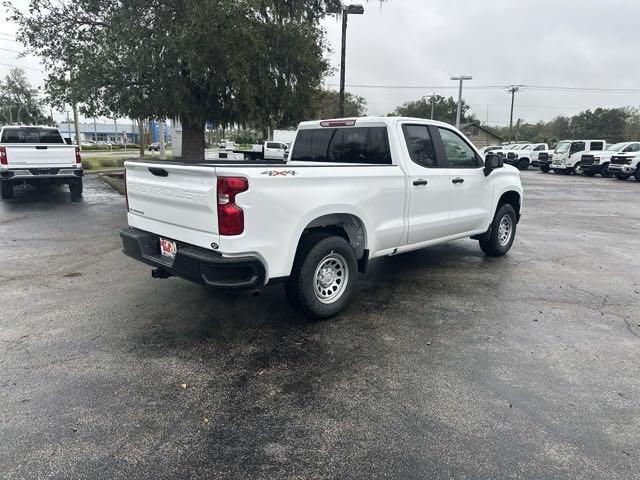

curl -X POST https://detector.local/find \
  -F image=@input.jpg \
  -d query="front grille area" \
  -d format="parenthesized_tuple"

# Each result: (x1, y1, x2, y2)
(580, 155, 594, 166)
(538, 152, 549, 161)
(611, 156, 631, 165)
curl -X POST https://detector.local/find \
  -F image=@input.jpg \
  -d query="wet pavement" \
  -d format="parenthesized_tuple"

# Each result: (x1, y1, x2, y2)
(1, 172, 639, 479)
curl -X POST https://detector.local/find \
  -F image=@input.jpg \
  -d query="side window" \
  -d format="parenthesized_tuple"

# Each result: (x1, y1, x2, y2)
(591, 142, 604, 151)
(266, 142, 280, 149)
(534, 144, 545, 151)
(438, 128, 481, 168)
(402, 124, 437, 167)
(570, 142, 586, 153)
(624, 143, 640, 152)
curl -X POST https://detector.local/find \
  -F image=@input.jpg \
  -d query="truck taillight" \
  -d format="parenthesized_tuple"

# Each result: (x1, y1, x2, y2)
(217, 177, 248, 236)
(75, 146, 81, 164)
(0, 146, 7, 165)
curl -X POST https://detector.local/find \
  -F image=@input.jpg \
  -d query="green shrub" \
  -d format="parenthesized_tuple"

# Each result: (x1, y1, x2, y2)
(81, 160, 93, 170)
(100, 159, 117, 167)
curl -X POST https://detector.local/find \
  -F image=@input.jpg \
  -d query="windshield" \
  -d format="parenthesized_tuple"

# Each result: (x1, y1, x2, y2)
(0, 127, 64, 144)
(518, 144, 532, 150)
(608, 142, 627, 152)
(555, 141, 570, 153)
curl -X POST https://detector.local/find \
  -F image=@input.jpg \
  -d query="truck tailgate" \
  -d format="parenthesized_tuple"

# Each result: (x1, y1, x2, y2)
(5, 145, 76, 167)
(125, 162, 219, 248)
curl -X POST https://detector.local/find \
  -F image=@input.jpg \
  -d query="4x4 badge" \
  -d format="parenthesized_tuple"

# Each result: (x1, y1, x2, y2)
(260, 170, 297, 176)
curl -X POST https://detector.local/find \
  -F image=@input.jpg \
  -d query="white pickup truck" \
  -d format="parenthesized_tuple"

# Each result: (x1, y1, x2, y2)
(120, 117, 523, 319)
(0, 125, 83, 200)
(504, 143, 550, 170)
(608, 148, 640, 181)
(579, 142, 640, 178)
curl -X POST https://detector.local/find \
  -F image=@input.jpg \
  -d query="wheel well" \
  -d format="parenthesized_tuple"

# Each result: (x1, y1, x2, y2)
(298, 213, 368, 270)
(498, 191, 521, 221)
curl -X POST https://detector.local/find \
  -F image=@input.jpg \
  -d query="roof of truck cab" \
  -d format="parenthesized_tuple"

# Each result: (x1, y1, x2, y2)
(297, 116, 456, 129)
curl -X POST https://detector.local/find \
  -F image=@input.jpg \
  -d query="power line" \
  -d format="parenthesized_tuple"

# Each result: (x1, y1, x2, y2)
(0, 62, 42, 72)
(327, 82, 640, 94)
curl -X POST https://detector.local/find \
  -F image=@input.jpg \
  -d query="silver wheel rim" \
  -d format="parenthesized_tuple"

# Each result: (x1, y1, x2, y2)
(313, 252, 349, 304)
(498, 215, 513, 247)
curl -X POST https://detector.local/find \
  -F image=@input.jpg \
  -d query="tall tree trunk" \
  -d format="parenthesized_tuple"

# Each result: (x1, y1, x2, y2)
(181, 118, 205, 162)
(138, 118, 145, 158)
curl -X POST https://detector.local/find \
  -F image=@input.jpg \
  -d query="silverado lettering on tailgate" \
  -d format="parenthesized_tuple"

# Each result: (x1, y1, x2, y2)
(127, 183, 208, 204)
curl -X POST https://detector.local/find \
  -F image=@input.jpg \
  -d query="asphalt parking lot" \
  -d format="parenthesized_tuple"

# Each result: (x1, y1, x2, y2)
(1, 171, 639, 479)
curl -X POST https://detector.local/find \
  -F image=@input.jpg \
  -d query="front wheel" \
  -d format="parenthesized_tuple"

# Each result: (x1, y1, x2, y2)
(616, 174, 630, 181)
(635, 169, 640, 182)
(1, 181, 14, 199)
(572, 163, 583, 175)
(600, 163, 612, 178)
(540, 165, 551, 173)
(479, 204, 517, 257)
(518, 158, 530, 170)
(285, 234, 358, 320)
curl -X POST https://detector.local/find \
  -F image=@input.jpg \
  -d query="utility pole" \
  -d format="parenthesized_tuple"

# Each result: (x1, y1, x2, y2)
(159, 119, 166, 160)
(66, 111, 72, 140)
(508, 85, 522, 142)
(93, 117, 98, 142)
(73, 104, 81, 149)
(451, 75, 472, 129)
(338, 4, 365, 118)
(430, 93, 436, 120)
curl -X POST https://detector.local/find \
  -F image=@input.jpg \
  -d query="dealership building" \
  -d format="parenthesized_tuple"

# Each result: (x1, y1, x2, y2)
(56, 120, 169, 144)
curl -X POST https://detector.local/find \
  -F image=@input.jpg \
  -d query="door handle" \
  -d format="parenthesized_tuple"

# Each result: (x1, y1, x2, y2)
(452, 177, 464, 184)
(413, 179, 428, 186)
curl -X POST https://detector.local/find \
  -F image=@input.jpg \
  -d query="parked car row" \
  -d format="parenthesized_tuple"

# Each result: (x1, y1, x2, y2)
(482, 139, 640, 181)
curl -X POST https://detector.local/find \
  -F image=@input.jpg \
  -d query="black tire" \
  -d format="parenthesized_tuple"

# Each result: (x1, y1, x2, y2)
(583, 171, 596, 177)
(600, 163, 612, 178)
(479, 204, 517, 257)
(635, 169, 640, 182)
(572, 163, 583, 175)
(1, 181, 13, 199)
(553, 169, 563, 175)
(518, 158, 530, 170)
(69, 179, 83, 201)
(540, 165, 551, 173)
(616, 174, 630, 181)
(285, 233, 357, 320)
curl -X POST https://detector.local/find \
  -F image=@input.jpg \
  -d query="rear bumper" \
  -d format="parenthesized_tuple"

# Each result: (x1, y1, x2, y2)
(120, 227, 266, 289)
(1, 168, 82, 181)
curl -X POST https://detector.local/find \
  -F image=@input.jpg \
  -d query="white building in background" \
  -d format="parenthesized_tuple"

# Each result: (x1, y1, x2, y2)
(57, 121, 140, 144)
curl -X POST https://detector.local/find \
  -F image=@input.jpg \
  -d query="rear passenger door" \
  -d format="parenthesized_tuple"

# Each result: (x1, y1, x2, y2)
(400, 123, 452, 244)
(435, 127, 494, 235)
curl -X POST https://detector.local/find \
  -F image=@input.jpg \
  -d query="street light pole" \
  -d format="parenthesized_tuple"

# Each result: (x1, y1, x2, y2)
(338, 4, 364, 118)
(451, 75, 472, 129)
(430, 93, 435, 120)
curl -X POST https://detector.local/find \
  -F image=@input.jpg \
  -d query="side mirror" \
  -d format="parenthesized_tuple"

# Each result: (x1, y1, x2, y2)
(484, 153, 503, 176)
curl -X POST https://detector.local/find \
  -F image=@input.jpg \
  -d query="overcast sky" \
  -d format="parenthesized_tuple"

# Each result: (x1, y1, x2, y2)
(2, 0, 640, 126)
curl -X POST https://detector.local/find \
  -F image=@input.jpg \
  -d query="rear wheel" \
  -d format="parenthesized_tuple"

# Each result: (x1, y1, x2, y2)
(600, 163, 612, 178)
(479, 204, 517, 257)
(518, 158, 530, 170)
(1, 181, 13, 199)
(285, 234, 357, 320)
(69, 179, 83, 201)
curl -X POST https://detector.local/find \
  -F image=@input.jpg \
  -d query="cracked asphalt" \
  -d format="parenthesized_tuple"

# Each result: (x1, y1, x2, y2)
(1, 171, 639, 479)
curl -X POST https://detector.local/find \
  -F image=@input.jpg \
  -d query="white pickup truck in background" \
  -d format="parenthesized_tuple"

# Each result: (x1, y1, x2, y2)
(608, 148, 640, 181)
(504, 143, 549, 170)
(579, 141, 640, 178)
(120, 117, 523, 319)
(0, 125, 83, 200)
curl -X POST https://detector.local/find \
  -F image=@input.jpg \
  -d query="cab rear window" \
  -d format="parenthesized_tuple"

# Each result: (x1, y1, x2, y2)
(1, 128, 64, 144)
(291, 127, 391, 164)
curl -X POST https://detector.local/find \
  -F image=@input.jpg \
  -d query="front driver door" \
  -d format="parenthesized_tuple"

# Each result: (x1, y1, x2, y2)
(401, 123, 452, 244)
(436, 127, 493, 235)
